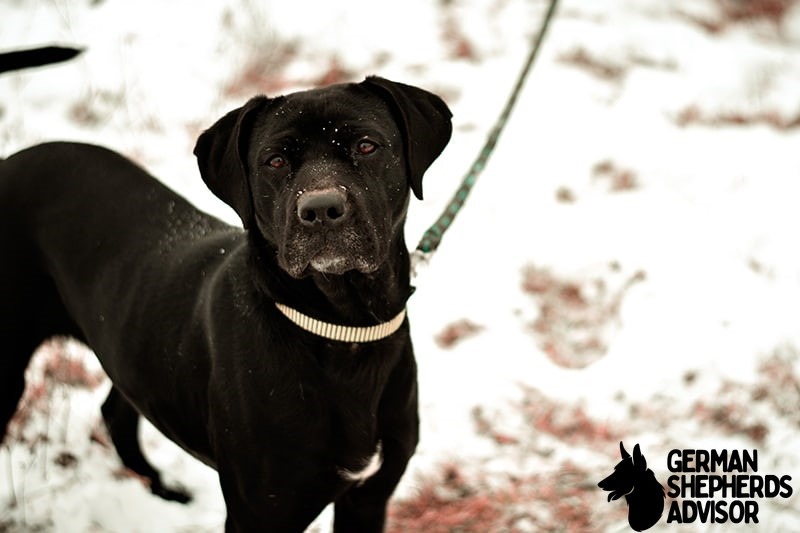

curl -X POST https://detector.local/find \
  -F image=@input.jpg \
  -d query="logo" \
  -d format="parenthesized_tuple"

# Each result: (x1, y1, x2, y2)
(599, 442, 794, 530)
(598, 442, 665, 531)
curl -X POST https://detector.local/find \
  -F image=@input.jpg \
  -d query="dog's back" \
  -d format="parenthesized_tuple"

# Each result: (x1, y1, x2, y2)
(0, 142, 238, 447)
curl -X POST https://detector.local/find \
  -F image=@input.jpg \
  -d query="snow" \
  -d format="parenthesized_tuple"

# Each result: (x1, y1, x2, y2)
(2, 0, 800, 531)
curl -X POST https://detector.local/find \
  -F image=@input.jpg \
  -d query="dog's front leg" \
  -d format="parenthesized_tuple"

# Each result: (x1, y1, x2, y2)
(219, 484, 329, 532)
(332, 432, 416, 532)
(334, 352, 419, 533)
(217, 459, 334, 533)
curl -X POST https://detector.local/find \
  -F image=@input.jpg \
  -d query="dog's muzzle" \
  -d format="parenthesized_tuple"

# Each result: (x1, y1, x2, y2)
(281, 186, 381, 277)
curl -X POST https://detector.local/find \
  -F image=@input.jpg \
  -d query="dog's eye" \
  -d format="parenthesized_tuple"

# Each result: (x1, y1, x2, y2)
(356, 140, 378, 155)
(267, 155, 288, 169)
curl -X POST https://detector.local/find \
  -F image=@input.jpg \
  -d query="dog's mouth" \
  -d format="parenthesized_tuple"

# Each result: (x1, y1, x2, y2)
(280, 227, 383, 278)
(598, 482, 632, 502)
(290, 249, 379, 278)
(308, 249, 376, 276)
(309, 254, 350, 274)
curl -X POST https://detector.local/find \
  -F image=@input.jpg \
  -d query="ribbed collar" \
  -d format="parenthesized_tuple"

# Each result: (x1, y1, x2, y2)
(274, 303, 406, 343)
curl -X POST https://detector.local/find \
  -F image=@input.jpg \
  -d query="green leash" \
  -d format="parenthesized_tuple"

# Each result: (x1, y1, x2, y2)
(412, 0, 560, 271)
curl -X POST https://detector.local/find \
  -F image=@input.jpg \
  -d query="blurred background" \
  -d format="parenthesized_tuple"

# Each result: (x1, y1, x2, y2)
(2, 0, 800, 531)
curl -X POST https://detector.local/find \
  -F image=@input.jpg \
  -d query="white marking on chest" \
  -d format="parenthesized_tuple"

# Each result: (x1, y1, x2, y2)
(339, 441, 383, 485)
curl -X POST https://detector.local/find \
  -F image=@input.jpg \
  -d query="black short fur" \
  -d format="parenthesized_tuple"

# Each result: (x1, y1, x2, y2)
(0, 76, 452, 532)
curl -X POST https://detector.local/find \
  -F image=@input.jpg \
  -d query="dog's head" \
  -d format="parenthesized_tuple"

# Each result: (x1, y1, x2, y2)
(194, 76, 452, 278)
(598, 441, 643, 501)
(598, 442, 665, 532)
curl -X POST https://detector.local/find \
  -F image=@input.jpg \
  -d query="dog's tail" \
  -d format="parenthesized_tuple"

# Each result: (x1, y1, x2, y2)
(0, 46, 83, 74)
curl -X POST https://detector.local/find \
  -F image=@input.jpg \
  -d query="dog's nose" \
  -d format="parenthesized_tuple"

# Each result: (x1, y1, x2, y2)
(297, 188, 349, 227)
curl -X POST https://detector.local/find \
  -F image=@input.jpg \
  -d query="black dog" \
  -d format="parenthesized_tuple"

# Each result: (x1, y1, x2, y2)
(0, 76, 452, 531)
(598, 442, 665, 532)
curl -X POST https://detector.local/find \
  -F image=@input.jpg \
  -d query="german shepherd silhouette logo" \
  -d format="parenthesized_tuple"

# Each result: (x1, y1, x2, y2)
(598, 442, 665, 531)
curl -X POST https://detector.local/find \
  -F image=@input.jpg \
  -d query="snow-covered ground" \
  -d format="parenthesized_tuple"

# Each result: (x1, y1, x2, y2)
(2, 0, 800, 531)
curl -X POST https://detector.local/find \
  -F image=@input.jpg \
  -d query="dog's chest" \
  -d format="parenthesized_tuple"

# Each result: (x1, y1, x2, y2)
(310, 340, 405, 485)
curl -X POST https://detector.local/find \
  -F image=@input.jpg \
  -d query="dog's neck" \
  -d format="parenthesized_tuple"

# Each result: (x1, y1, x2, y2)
(248, 232, 412, 327)
(309, 247, 411, 325)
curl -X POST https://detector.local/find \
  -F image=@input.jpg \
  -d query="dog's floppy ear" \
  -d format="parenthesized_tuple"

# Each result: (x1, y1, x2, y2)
(362, 76, 452, 200)
(194, 96, 269, 228)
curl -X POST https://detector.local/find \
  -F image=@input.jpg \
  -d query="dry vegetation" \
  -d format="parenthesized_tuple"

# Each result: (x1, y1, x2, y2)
(522, 263, 645, 369)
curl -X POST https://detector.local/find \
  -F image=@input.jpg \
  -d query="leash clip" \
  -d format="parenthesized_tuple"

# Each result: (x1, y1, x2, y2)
(410, 249, 432, 280)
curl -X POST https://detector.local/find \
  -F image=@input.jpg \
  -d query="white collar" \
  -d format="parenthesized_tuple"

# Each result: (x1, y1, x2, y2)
(274, 303, 406, 343)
